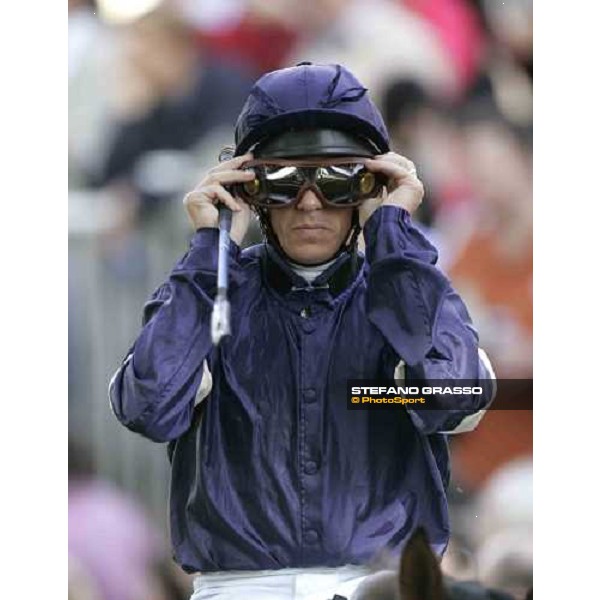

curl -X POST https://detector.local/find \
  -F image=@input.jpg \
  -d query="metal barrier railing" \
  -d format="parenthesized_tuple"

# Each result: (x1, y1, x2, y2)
(69, 191, 192, 534)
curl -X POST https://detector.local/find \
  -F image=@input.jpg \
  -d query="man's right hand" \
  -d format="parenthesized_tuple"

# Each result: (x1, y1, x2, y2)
(183, 153, 255, 246)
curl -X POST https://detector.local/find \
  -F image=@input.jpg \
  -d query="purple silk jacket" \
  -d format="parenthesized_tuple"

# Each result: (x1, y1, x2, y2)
(109, 205, 494, 573)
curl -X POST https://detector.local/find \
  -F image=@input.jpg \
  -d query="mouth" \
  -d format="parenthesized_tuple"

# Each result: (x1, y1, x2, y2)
(292, 224, 330, 231)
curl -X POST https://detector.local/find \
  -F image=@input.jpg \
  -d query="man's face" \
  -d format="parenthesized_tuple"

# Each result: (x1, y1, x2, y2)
(269, 188, 353, 265)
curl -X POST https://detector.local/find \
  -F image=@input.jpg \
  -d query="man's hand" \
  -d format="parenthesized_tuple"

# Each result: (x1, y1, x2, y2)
(359, 152, 425, 226)
(183, 153, 255, 246)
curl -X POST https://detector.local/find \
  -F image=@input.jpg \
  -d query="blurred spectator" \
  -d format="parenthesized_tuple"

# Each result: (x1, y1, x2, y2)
(286, 0, 459, 102)
(448, 104, 532, 377)
(441, 484, 479, 581)
(69, 554, 103, 600)
(68, 438, 183, 600)
(465, 0, 532, 128)
(450, 406, 532, 493)
(382, 80, 473, 231)
(89, 6, 254, 212)
(171, 0, 248, 34)
(182, 0, 300, 76)
(443, 102, 532, 494)
(481, 0, 532, 75)
(382, 80, 438, 226)
(473, 458, 533, 598)
(401, 0, 486, 94)
(442, 458, 532, 596)
(69, 0, 116, 186)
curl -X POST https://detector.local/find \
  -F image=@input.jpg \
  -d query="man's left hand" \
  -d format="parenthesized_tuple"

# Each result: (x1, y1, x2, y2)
(359, 153, 424, 226)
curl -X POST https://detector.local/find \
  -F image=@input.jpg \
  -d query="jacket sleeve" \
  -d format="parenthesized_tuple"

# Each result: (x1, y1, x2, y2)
(108, 228, 235, 442)
(364, 205, 496, 435)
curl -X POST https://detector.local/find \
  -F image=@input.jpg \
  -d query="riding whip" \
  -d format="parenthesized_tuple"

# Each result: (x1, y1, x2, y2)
(210, 146, 236, 346)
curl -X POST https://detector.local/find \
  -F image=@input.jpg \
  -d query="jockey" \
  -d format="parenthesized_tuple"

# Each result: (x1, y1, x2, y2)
(109, 63, 496, 600)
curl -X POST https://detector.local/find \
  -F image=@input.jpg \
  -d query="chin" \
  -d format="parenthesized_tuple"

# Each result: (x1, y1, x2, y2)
(285, 247, 336, 265)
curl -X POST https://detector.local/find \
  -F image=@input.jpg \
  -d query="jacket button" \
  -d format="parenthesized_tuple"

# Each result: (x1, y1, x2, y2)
(305, 460, 318, 475)
(304, 389, 317, 403)
(300, 307, 311, 319)
(302, 322, 316, 334)
(304, 529, 319, 544)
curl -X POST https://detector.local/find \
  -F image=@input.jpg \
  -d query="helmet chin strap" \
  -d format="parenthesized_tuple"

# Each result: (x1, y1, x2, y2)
(255, 207, 361, 266)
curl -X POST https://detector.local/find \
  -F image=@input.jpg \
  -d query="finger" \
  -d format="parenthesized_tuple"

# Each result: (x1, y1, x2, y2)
(364, 159, 417, 180)
(369, 154, 417, 175)
(369, 152, 415, 168)
(374, 151, 413, 164)
(184, 185, 242, 212)
(205, 170, 256, 185)
(210, 153, 254, 173)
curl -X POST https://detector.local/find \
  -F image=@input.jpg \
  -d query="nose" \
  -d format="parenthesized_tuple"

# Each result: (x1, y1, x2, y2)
(296, 189, 324, 211)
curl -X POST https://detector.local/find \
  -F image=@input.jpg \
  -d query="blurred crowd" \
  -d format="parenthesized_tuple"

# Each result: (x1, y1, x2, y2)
(69, 0, 532, 598)
(68, 438, 192, 600)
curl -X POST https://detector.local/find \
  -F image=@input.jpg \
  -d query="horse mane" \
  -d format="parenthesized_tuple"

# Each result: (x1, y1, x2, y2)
(399, 527, 444, 600)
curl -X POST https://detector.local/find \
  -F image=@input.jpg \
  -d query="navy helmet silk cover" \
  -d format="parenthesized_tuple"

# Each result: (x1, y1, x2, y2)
(234, 63, 390, 156)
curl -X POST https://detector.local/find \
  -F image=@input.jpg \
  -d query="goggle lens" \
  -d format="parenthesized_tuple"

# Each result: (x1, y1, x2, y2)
(263, 166, 306, 204)
(235, 160, 384, 208)
(315, 165, 360, 205)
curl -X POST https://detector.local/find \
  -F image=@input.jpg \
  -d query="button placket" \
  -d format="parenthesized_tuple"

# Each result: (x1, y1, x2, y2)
(298, 316, 323, 553)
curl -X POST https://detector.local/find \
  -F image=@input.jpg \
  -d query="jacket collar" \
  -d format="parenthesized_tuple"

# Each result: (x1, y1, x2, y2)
(261, 243, 362, 298)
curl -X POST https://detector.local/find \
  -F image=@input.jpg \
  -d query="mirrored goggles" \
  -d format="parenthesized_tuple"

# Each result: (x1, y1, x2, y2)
(233, 158, 386, 208)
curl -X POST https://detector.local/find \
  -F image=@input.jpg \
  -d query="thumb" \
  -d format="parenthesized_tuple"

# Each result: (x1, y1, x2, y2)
(358, 197, 384, 227)
(230, 203, 252, 246)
